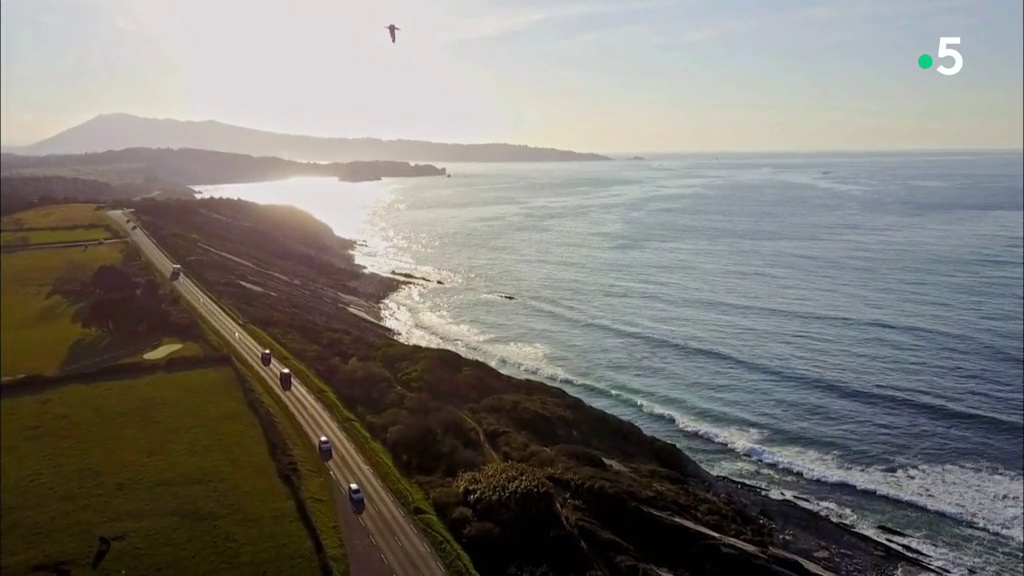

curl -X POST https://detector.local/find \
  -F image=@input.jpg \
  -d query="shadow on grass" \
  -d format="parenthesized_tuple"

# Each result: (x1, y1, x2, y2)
(28, 559, 73, 576)
(24, 535, 128, 575)
(35, 296, 77, 324)
(37, 243, 211, 379)
(60, 333, 157, 374)
(1, 356, 230, 400)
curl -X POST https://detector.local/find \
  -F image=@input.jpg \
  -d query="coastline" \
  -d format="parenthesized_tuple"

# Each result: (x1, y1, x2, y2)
(4, 148, 1019, 575)
(252, 195, 948, 575)
(325, 162, 1023, 576)
(364, 268, 946, 576)
(129, 196, 947, 576)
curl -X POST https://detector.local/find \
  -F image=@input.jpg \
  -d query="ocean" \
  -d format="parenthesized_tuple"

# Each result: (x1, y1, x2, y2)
(201, 151, 1024, 575)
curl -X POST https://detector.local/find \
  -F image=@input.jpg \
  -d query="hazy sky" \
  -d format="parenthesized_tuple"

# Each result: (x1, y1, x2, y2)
(2, 0, 1022, 152)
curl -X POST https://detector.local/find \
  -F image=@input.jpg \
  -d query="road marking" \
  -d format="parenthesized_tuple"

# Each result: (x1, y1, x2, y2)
(394, 535, 402, 547)
(380, 554, 389, 566)
(369, 535, 377, 546)
(359, 517, 365, 527)
(436, 561, 444, 570)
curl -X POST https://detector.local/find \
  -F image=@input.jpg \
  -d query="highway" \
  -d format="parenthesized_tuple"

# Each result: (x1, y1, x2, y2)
(107, 210, 448, 576)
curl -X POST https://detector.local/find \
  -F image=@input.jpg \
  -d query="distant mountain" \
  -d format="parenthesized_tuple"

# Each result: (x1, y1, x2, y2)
(7, 113, 611, 162)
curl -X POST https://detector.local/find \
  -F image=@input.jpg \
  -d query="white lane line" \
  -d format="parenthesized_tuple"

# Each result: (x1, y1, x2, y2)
(370, 535, 377, 546)
(380, 554, 389, 566)
(359, 517, 365, 527)
(394, 535, 402, 547)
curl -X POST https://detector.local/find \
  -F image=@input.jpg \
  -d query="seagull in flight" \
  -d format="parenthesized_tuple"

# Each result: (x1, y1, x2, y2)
(386, 24, 401, 44)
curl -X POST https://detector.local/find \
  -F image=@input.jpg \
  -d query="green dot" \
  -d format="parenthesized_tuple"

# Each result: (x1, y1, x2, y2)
(918, 54, 933, 69)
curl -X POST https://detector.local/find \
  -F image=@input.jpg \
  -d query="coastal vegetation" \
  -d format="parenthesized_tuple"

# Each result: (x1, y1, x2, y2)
(0, 202, 348, 575)
(130, 197, 934, 576)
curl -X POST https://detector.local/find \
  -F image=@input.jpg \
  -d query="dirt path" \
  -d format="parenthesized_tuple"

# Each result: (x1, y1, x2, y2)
(462, 413, 500, 463)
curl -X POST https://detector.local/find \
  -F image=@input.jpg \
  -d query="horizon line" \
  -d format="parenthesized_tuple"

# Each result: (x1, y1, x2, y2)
(599, 147, 1024, 156)
(3, 142, 1022, 153)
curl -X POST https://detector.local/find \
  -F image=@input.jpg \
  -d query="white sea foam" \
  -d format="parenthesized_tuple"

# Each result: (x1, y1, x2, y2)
(381, 283, 1023, 546)
(632, 398, 1023, 544)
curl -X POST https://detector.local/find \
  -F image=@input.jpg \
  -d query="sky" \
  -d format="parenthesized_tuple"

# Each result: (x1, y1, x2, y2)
(1, 0, 1022, 153)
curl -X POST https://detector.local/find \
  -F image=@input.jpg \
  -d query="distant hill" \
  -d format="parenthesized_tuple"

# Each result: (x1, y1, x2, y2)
(1, 148, 447, 187)
(5, 113, 611, 162)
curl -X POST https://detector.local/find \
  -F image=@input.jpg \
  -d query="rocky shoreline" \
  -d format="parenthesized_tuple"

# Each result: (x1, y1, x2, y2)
(132, 198, 946, 576)
(368, 284, 945, 576)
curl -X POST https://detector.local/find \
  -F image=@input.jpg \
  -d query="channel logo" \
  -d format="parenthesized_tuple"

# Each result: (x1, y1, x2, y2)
(918, 37, 963, 76)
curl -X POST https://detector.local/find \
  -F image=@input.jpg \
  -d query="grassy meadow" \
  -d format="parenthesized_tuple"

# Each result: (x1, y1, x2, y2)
(1, 244, 126, 377)
(0, 367, 325, 574)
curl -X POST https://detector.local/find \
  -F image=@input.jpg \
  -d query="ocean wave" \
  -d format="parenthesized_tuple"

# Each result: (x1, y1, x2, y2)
(380, 287, 1023, 545)
(522, 297, 1023, 433)
(527, 292, 1023, 372)
(634, 398, 1023, 544)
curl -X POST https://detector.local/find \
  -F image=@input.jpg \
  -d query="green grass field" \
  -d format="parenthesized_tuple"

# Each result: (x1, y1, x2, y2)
(0, 203, 110, 229)
(1, 227, 114, 246)
(0, 367, 324, 574)
(1, 244, 126, 377)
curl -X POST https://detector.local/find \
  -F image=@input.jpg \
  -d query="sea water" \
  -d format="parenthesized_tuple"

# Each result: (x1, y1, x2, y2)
(202, 151, 1024, 575)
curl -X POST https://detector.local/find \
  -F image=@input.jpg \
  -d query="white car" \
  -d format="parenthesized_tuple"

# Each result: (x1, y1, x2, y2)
(317, 436, 333, 461)
(348, 483, 366, 514)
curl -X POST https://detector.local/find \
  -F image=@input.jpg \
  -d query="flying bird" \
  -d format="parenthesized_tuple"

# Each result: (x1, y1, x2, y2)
(386, 24, 401, 44)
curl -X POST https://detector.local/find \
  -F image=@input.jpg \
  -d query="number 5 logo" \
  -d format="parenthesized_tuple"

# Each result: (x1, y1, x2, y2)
(936, 37, 963, 76)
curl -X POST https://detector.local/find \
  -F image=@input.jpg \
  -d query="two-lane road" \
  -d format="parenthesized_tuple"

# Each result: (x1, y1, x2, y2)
(108, 210, 449, 576)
